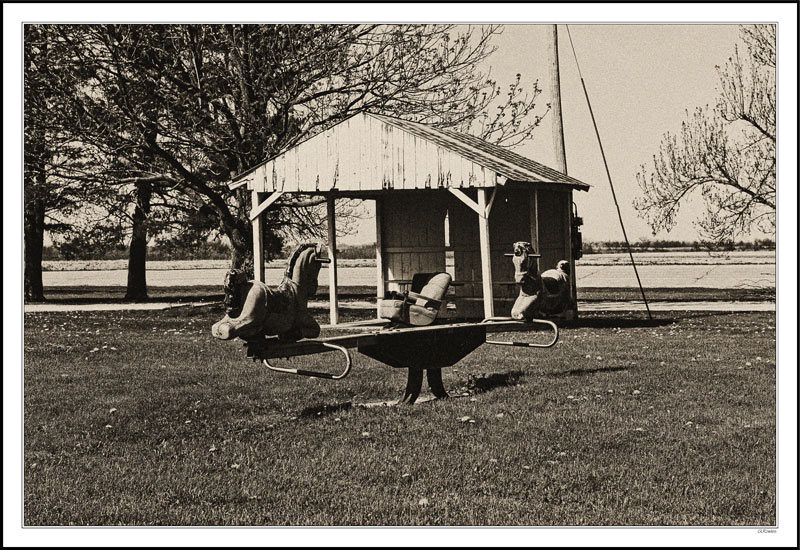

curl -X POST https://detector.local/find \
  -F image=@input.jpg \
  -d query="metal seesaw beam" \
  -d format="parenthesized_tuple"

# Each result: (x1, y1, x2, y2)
(245, 319, 560, 403)
(481, 318, 560, 348)
(262, 342, 353, 380)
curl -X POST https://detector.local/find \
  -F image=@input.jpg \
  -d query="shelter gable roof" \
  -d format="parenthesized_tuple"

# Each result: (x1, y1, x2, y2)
(370, 113, 590, 189)
(230, 112, 591, 192)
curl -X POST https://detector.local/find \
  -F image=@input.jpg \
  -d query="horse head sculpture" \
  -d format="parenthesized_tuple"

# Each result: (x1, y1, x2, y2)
(211, 242, 330, 342)
(507, 241, 574, 320)
(508, 241, 543, 320)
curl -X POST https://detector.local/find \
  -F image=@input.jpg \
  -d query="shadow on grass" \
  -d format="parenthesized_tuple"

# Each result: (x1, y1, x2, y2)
(465, 370, 524, 395)
(37, 286, 375, 306)
(38, 286, 225, 305)
(552, 365, 631, 378)
(559, 317, 675, 329)
(299, 401, 353, 419)
(578, 286, 775, 302)
(298, 371, 527, 414)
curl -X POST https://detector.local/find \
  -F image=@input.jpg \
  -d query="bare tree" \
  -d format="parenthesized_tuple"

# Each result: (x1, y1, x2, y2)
(35, 25, 549, 284)
(635, 24, 775, 244)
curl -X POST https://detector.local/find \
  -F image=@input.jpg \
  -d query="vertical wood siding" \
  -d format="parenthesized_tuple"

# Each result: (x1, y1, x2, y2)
(489, 188, 532, 314)
(381, 192, 448, 294)
(537, 189, 570, 274)
(445, 187, 570, 318)
(246, 113, 493, 193)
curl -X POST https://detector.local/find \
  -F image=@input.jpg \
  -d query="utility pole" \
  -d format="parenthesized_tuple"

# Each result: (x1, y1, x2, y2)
(548, 24, 578, 318)
(548, 24, 568, 175)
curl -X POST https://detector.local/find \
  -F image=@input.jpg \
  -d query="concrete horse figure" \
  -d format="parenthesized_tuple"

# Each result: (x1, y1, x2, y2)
(508, 241, 573, 320)
(211, 243, 329, 342)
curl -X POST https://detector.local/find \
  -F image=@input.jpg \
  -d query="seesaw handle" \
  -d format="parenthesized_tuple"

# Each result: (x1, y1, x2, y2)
(262, 342, 353, 380)
(481, 318, 559, 349)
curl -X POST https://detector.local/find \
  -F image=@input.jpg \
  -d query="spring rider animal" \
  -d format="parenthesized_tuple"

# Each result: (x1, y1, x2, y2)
(508, 241, 574, 320)
(211, 243, 329, 342)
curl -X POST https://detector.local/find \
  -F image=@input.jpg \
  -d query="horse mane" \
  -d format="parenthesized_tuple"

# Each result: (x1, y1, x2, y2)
(284, 243, 318, 280)
(513, 242, 539, 278)
(223, 268, 249, 314)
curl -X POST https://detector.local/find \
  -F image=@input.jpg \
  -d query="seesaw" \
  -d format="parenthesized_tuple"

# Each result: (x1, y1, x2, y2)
(212, 242, 568, 405)
(244, 318, 558, 405)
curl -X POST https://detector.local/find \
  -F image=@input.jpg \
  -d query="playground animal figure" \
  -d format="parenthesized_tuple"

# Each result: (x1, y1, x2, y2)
(508, 241, 574, 320)
(211, 243, 329, 342)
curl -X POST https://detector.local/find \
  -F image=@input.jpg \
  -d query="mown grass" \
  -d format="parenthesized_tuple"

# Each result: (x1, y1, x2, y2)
(37, 285, 775, 305)
(23, 306, 776, 525)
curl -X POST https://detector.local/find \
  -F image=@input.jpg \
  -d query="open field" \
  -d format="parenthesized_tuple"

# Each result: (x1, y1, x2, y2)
(23, 306, 776, 525)
(40, 264, 777, 290)
(40, 251, 776, 290)
(40, 251, 776, 272)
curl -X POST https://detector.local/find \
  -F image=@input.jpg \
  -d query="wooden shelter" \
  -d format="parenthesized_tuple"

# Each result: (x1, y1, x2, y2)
(230, 112, 591, 323)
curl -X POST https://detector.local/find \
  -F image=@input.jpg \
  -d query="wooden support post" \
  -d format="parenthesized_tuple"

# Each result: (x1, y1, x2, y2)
(486, 187, 498, 217)
(375, 197, 385, 317)
(251, 191, 266, 283)
(249, 190, 284, 221)
(530, 189, 540, 253)
(327, 195, 339, 325)
(477, 188, 494, 318)
(530, 188, 540, 275)
(448, 187, 484, 217)
(566, 190, 578, 316)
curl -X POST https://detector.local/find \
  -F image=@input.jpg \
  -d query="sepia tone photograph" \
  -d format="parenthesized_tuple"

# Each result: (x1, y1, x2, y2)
(5, 2, 797, 547)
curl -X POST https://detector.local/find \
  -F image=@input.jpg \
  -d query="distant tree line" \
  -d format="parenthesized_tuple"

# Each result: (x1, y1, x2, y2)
(24, 24, 550, 302)
(42, 240, 233, 262)
(42, 241, 371, 262)
(582, 238, 775, 254)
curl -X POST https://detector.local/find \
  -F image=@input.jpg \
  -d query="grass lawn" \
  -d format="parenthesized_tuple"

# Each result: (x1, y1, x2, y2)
(37, 285, 775, 305)
(23, 306, 776, 525)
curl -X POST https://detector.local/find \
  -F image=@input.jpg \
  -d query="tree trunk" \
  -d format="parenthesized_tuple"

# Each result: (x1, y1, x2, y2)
(24, 121, 47, 303)
(229, 222, 254, 278)
(24, 191, 46, 302)
(226, 205, 285, 279)
(125, 182, 152, 301)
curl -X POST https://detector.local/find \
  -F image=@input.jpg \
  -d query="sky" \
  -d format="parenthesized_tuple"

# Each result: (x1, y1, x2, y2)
(490, 24, 745, 243)
(30, 22, 765, 247)
(343, 23, 753, 245)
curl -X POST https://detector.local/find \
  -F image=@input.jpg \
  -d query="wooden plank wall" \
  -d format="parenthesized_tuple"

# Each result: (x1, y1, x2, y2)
(447, 189, 483, 318)
(488, 188, 533, 316)
(445, 186, 572, 318)
(536, 189, 571, 275)
(381, 192, 448, 295)
(446, 188, 535, 318)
